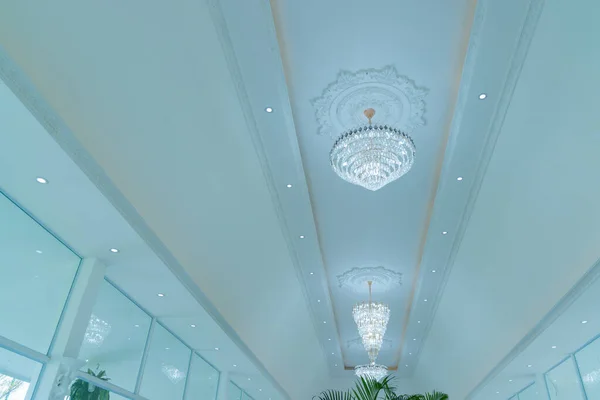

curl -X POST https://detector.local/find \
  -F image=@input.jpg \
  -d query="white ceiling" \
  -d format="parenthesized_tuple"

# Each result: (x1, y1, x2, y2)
(0, 74, 285, 400)
(1, 0, 600, 398)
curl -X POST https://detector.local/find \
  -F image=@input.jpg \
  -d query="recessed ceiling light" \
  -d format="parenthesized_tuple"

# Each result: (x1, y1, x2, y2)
(424, 299, 428, 302)
(110, 248, 119, 253)
(528, 364, 532, 368)
(35, 250, 43, 254)
(409, 353, 412, 355)
(442, 231, 448, 235)
(300, 235, 305, 239)
(85, 359, 89, 363)
(157, 293, 165, 297)
(36, 177, 48, 184)
(328, 338, 331, 341)
(582, 320, 588, 324)
(310, 272, 314, 275)
(496, 391, 499, 394)
(128, 337, 131, 341)
(259, 389, 262, 392)
(479, 93, 487, 100)
(286, 184, 292, 188)
(190, 324, 196, 328)
(323, 321, 327, 324)
(165, 347, 170, 350)
(248, 378, 251, 381)
(134, 324, 140, 328)
(552, 345, 557, 349)
(457, 176, 463, 181)
(233, 364, 237, 367)
(432, 270, 436, 273)
(417, 320, 421, 323)
(214, 347, 219, 351)
(331, 352, 334, 355)
(405, 364, 409, 367)
(265, 107, 273, 113)
(334, 364, 338, 367)
(413, 338, 417, 341)
(317, 299, 321, 303)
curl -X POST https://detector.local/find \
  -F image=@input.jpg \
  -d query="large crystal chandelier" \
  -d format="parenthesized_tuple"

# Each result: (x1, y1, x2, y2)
(330, 108, 416, 191)
(352, 281, 391, 362)
(355, 363, 388, 381)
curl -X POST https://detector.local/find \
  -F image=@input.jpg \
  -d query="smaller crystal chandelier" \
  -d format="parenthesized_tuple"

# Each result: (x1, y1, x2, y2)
(330, 108, 416, 191)
(355, 363, 388, 381)
(352, 281, 391, 362)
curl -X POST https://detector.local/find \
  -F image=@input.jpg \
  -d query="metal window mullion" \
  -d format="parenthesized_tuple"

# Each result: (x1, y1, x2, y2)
(571, 353, 588, 400)
(135, 317, 156, 394)
(182, 349, 194, 399)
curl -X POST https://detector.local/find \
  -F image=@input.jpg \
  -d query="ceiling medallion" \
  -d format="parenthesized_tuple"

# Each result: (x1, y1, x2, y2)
(330, 108, 416, 191)
(312, 65, 428, 139)
(338, 266, 402, 295)
(353, 281, 391, 363)
(355, 363, 388, 382)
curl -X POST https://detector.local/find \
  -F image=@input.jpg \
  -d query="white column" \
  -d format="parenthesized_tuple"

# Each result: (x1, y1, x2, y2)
(29, 258, 106, 400)
(217, 371, 230, 400)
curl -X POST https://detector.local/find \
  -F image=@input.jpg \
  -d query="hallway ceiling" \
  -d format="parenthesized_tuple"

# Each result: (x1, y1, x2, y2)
(1, 0, 599, 398)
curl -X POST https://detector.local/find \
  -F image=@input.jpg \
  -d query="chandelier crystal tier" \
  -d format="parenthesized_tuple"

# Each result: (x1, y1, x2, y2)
(330, 108, 416, 191)
(354, 363, 388, 381)
(352, 281, 391, 362)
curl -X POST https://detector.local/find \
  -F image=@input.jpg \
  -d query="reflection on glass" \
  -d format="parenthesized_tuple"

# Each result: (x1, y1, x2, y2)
(545, 358, 585, 400)
(139, 323, 191, 400)
(0, 347, 40, 400)
(518, 383, 542, 400)
(78, 281, 151, 392)
(575, 336, 600, 399)
(229, 382, 242, 400)
(0, 192, 80, 353)
(184, 354, 219, 400)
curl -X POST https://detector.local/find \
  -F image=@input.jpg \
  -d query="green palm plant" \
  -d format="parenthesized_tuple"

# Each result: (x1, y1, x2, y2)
(69, 366, 110, 400)
(313, 377, 447, 400)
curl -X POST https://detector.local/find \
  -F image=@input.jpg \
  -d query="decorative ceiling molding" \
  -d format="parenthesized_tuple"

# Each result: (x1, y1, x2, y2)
(311, 66, 429, 139)
(408, 0, 546, 376)
(337, 266, 403, 294)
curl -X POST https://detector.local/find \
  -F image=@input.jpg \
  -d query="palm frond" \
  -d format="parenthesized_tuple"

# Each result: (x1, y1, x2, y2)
(313, 389, 353, 400)
(423, 391, 448, 400)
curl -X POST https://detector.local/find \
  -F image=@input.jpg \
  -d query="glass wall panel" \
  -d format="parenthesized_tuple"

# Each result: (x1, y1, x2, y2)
(545, 358, 585, 400)
(0, 192, 80, 353)
(184, 354, 219, 400)
(139, 323, 190, 400)
(518, 383, 542, 400)
(229, 382, 242, 400)
(78, 280, 151, 391)
(575, 336, 600, 399)
(0, 347, 41, 400)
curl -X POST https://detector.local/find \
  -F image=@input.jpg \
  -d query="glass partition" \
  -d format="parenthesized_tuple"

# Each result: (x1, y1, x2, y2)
(518, 383, 541, 400)
(184, 353, 219, 400)
(575, 336, 600, 399)
(139, 323, 191, 400)
(229, 381, 242, 400)
(0, 192, 80, 354)
(545, 358, 585, 400)
(0, 347, 41, 400)
(78, 280, 151, 391)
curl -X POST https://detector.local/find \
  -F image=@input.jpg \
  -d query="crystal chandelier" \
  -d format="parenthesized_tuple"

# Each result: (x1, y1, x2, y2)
(330, 108, 416, 191)
(352, 281, 390, 362)
(355, 363, 388, 381)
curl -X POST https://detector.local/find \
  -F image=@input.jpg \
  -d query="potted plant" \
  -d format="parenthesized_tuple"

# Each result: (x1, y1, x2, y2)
(69, 366, 110, 400)
(314, 376, 448, 400)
